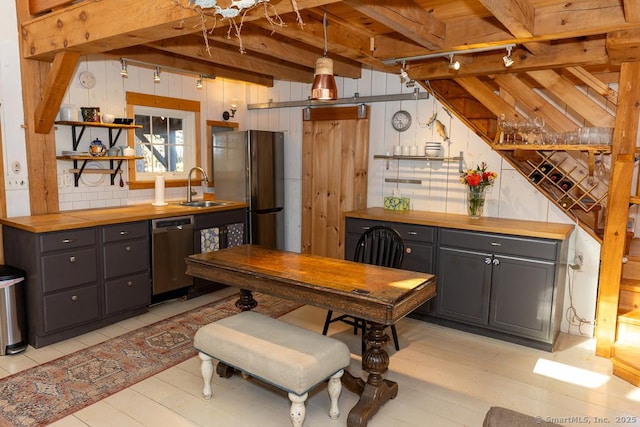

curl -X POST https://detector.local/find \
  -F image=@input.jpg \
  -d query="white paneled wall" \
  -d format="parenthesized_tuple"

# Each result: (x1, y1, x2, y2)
(1, 47, 599, 336)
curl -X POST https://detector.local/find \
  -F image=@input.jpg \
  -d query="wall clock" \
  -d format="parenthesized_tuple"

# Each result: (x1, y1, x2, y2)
(78, 71, 96, 89)
(391, 110, 411, 132)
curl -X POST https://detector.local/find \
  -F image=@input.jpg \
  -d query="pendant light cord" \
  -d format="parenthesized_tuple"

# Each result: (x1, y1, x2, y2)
(323, 8, 328, 57)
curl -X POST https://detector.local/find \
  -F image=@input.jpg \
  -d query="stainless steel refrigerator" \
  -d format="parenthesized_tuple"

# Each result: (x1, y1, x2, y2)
(212, 130, 284, 249)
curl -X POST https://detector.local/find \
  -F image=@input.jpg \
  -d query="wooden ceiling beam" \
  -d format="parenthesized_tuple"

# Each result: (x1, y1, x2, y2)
(147, 36, 314, 83)
(408, 38, 608, 81)
(565, 66, 618, 106)
(252, 9, 392, 71)
(623, 0, 640, 23)
(20, 0, 340, 60)
(34, 50, 79, 134)
(606, 29, 640, 64)
(492, 74, 579, 132)
(106, 46, 274, 87)
(477, 0, 549, 55)
(205, 24, 361, 79)
(453, 76, 520, 120)
(526, 69, 615, 127)
(342, 0, 445, 50)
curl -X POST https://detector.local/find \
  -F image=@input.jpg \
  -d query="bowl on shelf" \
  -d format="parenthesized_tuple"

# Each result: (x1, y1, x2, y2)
(425, 142, 442, 157)
(113, 118, 134, 125)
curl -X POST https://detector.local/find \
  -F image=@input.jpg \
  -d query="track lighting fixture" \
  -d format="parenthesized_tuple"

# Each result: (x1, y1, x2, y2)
(381, 43, 517, 71)
(120, 59, 128, 77)
(399, 61, 409, 82)
(153, 66, 161, 83)
(503, 46, 514, 67)
(196, 75, 204, 89)
(310, 9, 338, 101)
(448, 54, 460, 71)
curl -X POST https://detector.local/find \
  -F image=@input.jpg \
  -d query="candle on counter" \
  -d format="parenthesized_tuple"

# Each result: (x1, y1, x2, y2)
(153, 175, 167, 206)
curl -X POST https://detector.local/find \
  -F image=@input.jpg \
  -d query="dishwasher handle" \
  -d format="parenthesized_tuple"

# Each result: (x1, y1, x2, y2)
(152, 215, 194, 232)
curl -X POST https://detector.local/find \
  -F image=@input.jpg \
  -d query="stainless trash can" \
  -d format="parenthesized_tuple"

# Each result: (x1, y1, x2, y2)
(0, 265, 27, 355)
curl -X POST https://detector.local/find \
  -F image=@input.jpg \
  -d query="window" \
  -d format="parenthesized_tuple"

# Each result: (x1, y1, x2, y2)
(125, 92, 201, 189)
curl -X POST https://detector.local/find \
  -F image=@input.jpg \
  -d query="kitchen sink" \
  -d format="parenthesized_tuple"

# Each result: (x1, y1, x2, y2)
(178, 201, 228, 208)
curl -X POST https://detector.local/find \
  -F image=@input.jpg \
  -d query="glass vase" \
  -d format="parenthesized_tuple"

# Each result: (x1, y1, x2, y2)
(467, 186, 486, 219)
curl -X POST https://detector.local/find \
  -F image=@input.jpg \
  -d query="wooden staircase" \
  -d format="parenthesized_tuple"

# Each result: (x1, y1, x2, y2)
(614, 244, 640, 385)
(422, 65, 640, 388)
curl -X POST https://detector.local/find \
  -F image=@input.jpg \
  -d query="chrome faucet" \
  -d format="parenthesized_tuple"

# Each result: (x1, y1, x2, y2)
(187, 166, 209, 203)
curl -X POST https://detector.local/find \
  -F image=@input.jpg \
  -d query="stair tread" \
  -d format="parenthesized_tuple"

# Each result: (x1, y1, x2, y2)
(618, 310, 640, 325)
(614, 343, 640, 365)
(620, 278, 640, 291)
(628, 238, 640, 258)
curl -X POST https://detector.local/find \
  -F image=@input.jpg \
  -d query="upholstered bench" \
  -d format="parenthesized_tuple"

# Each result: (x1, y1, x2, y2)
(194, 311, 351, 427)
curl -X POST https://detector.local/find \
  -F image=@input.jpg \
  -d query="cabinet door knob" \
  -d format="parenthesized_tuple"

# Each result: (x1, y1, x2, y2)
(62, 238, 77, 244)
(127, 281, 133, 287)
(125, 246, 132, 252)
(493, 258, 500, 266)
(484, 257, 492, 265)
(119, 231, 130, 236)
(69, 256, 76, 263)
(406, 231, 418, 235)
(71, 295, 78, 302)
(405, 247, 412, 254)
(490, 242, 502, 246)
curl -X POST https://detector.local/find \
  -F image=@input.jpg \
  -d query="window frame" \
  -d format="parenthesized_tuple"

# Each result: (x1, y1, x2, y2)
(125, 92, 201, 190)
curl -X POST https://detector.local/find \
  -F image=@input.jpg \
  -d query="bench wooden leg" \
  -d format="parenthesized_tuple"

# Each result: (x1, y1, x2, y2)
(288, 392, 308, 427)
(198, 352, 214, 399)
(328, 369, 344, 419)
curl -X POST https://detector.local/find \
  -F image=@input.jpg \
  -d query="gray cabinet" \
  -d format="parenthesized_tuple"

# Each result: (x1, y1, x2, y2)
(3, 222, 150, 348)
(4, 226, 103, 347)
(101, 221, 150, 316)
(345, 218, 436, 274)
(433, 228, 565, 350)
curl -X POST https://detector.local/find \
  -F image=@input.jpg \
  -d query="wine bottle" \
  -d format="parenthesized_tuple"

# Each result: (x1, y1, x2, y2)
(548, 172, 562, 183)
(530, 172, 543, 184)
(560, 196, 574, 209)
(539, 163, 554, 174)
(559, 180, 574, 191)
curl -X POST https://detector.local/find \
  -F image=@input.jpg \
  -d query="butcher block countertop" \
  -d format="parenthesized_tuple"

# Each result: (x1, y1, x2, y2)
(345, 207, 574, 241)
(0, 201, 248, 233)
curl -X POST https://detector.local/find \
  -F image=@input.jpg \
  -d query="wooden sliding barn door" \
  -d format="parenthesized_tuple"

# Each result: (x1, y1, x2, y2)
(301, 106, 369, 259)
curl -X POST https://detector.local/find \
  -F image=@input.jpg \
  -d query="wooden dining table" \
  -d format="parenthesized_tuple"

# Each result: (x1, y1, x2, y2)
(185, 245, 437, 427)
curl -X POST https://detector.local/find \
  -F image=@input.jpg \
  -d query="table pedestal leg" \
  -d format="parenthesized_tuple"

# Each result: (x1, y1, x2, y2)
(236, 289, 257, 311)
(345, 322, 398, 427)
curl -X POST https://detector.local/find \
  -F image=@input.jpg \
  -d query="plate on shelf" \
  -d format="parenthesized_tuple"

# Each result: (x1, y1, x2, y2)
(61, 150, 89, 156)
(79, 162, 106, 187)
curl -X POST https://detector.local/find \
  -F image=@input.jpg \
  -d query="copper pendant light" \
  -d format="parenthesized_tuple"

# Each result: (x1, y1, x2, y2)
(311, 10, 337, 101)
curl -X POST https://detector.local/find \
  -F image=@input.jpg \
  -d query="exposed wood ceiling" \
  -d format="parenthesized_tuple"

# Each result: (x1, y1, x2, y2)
(22, 0, 640, 87)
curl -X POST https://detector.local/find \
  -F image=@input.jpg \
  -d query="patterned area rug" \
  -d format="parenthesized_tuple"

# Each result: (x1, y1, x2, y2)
(0, 293, 302, 427)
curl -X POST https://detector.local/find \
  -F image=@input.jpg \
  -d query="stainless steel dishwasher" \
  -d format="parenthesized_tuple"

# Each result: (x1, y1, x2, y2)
(151, 215, 195, 298)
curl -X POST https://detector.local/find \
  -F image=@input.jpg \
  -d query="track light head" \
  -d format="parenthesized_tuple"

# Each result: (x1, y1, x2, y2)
(196, 75, 203, 89)
(153, 66, 161, 83)
(503, 46, 514, 67)
(448, 54, 460, 71)
(120, 59, 128, 77)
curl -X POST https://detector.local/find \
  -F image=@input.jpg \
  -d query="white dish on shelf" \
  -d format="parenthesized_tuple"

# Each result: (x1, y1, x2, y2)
(61, 150, 89, 156)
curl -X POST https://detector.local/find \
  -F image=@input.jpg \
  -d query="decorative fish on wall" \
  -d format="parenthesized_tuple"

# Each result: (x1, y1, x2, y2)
(434, 119, 449, 142)
(426, 111, 438, 127)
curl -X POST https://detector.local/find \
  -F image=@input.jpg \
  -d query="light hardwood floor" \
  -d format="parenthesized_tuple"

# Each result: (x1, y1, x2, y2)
(1, 287, 638, 427)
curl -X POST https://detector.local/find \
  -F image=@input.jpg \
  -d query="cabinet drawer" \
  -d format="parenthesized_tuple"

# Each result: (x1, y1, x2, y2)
(194, 209, 246, 230)
(40, 228, 96, 252)
(345, 218, 382, 235)
(43, 284, 100, 332)
(439, 228, 558, 261)
(103, 239, 150, 279)
(102, 221, 149, 243)
(104, 272, 150, 315)
(41, 247, 98, 293)
(388, 222, 435, 244)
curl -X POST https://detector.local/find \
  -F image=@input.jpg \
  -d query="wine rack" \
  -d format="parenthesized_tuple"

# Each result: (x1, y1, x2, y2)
(525, 151, 607, 214)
